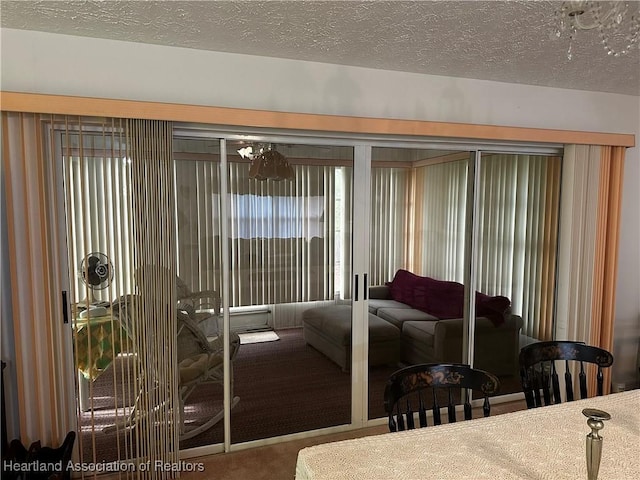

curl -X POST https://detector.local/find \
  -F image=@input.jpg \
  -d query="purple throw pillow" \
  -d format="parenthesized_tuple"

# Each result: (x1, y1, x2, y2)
(387, 269, 510, 327)
(387, 269, 421, 305)
(422, 276, 465, 319)
(476, 293, 510, 327)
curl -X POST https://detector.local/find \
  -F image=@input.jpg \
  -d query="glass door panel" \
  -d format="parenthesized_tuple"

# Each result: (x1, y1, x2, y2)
(173, 137, 226, 449)
(63, 120, 184, 463)
(225, 140, 354, 444)
(367, 147, 472, 420)
(472, 152, 562, 396)
(62, 127, 134, 464)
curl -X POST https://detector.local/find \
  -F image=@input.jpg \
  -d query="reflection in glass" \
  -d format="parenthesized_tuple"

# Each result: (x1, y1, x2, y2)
(473, 153, 562, 395)
(174, 140, 356, 446)
(226, 141, 354, 444)
(366, 149, 562, 416)
(367, 148, 471, 420)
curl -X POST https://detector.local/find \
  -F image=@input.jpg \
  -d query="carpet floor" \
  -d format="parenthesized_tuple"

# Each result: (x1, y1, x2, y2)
(78, 327, 523, 462)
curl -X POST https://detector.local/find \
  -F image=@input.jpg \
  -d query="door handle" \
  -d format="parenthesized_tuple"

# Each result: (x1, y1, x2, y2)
(364, 274, 368, 300)
(354, 274, 359, 301)
(62, 290, 69, 324)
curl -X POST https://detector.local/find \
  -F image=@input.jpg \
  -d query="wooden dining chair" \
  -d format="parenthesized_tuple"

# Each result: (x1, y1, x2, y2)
(384, 363, 500, 432)
(519, 341, 614, 409)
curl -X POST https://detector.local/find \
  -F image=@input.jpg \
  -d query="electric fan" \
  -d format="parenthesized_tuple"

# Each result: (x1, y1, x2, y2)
(79, 252, 114, 306)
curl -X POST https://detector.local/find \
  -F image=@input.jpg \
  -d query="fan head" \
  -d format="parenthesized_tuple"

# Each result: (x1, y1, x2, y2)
(80, 252, 113, 290)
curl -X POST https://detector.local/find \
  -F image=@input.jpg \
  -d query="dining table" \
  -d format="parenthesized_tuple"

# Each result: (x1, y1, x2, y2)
(295, 389, 640, 480)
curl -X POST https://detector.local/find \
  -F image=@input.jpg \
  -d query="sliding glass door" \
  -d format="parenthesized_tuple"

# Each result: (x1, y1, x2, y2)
(61, 119, 181, 466)
(219, 140, 356, 444)
(365, 146, 563, 418)
(367, 146, 473, 420)
(172, 137, 227, 449)
(57, 119, 564, 458)
(471, 152, 562, 395)
(159, 133, 359, 449)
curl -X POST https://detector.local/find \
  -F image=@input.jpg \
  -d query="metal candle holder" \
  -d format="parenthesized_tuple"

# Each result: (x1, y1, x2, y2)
(582, 408, 611, 480)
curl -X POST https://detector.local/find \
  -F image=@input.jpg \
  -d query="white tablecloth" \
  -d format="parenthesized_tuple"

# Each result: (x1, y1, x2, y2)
(295, 390, 640, 480)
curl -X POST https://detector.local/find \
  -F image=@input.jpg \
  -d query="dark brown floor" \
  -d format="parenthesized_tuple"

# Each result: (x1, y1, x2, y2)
(181, 399, 528, 480)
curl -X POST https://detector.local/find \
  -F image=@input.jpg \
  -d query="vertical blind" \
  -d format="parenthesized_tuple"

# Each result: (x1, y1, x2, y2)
(415, 159, 470, 282)
(477, 154, 561, 340)
(412, 154, 561, 340)
(175, 158, 351, 306)
(2, 112, 75, 448)
(556, 145, 625, 395)
(368, 167, 410, 287)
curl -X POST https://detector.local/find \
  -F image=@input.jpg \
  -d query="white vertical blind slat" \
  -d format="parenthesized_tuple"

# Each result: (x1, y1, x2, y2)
(416, 154, 560, 339)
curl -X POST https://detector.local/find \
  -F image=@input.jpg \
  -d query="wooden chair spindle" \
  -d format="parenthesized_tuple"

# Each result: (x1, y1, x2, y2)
(542, 362, 551, 405)
(533, 369, 543, 407)
(482, 396, 490, 417)
(388, 414, 397, 432)
(447, 389, 456, 423)
(405, 399, 415, 430)
(464, 401, 472, 420)
(396, 404, 405, 431)
(432, 389, 441, 425)
(551, 361, 561, 404)
(565, 360, 574, 401)
(579, 361, 587, 399)
(418, 391, 427, 428)
(597, 367, 604, 396)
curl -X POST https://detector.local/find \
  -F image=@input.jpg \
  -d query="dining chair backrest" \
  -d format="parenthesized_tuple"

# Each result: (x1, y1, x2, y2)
(519, 341, 614, 409)
(383, 363, 500, 432)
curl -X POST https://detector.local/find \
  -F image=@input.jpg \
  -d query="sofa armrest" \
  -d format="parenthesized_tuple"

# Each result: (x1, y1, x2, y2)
(369, 285, 391, 300)
(431, 314, 523, 376)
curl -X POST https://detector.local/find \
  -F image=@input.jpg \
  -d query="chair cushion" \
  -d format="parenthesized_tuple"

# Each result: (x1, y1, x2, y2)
(178, 353, 223, 384)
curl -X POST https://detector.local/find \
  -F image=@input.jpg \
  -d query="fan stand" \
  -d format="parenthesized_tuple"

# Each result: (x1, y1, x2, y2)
(80, 288, 96, 306)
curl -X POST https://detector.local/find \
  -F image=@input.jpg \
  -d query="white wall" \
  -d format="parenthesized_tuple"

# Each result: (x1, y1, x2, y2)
(2, 28, 639, 386)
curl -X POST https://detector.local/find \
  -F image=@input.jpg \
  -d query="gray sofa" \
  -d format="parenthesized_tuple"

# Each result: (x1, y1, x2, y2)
(369, 285, 523, 376)
(302, 285, 523, 376)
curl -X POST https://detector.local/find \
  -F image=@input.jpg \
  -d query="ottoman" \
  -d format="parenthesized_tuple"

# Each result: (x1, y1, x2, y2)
(302, 305, 401, 371)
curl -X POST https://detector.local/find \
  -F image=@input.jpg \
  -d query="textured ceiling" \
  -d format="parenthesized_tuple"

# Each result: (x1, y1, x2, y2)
(1, 0, 639, 95)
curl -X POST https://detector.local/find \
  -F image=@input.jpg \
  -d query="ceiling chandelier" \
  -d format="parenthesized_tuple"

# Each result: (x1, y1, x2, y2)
(239, 144, 295, 181)
(553, 1, 639, 59)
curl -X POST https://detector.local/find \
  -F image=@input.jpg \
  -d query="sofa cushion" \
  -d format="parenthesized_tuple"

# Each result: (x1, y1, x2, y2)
(302, 305, 402, 371)
(386, 270, 511, 327)
(302, 305, 400, 345)
(402, 320, 437, 345)
(376, 307, 438, 329)
(368, 298, 412, 315)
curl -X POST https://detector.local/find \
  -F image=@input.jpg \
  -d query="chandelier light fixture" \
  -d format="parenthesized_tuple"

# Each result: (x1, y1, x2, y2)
(239, 144, 295, 181)
(553, 0, 639, 59)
